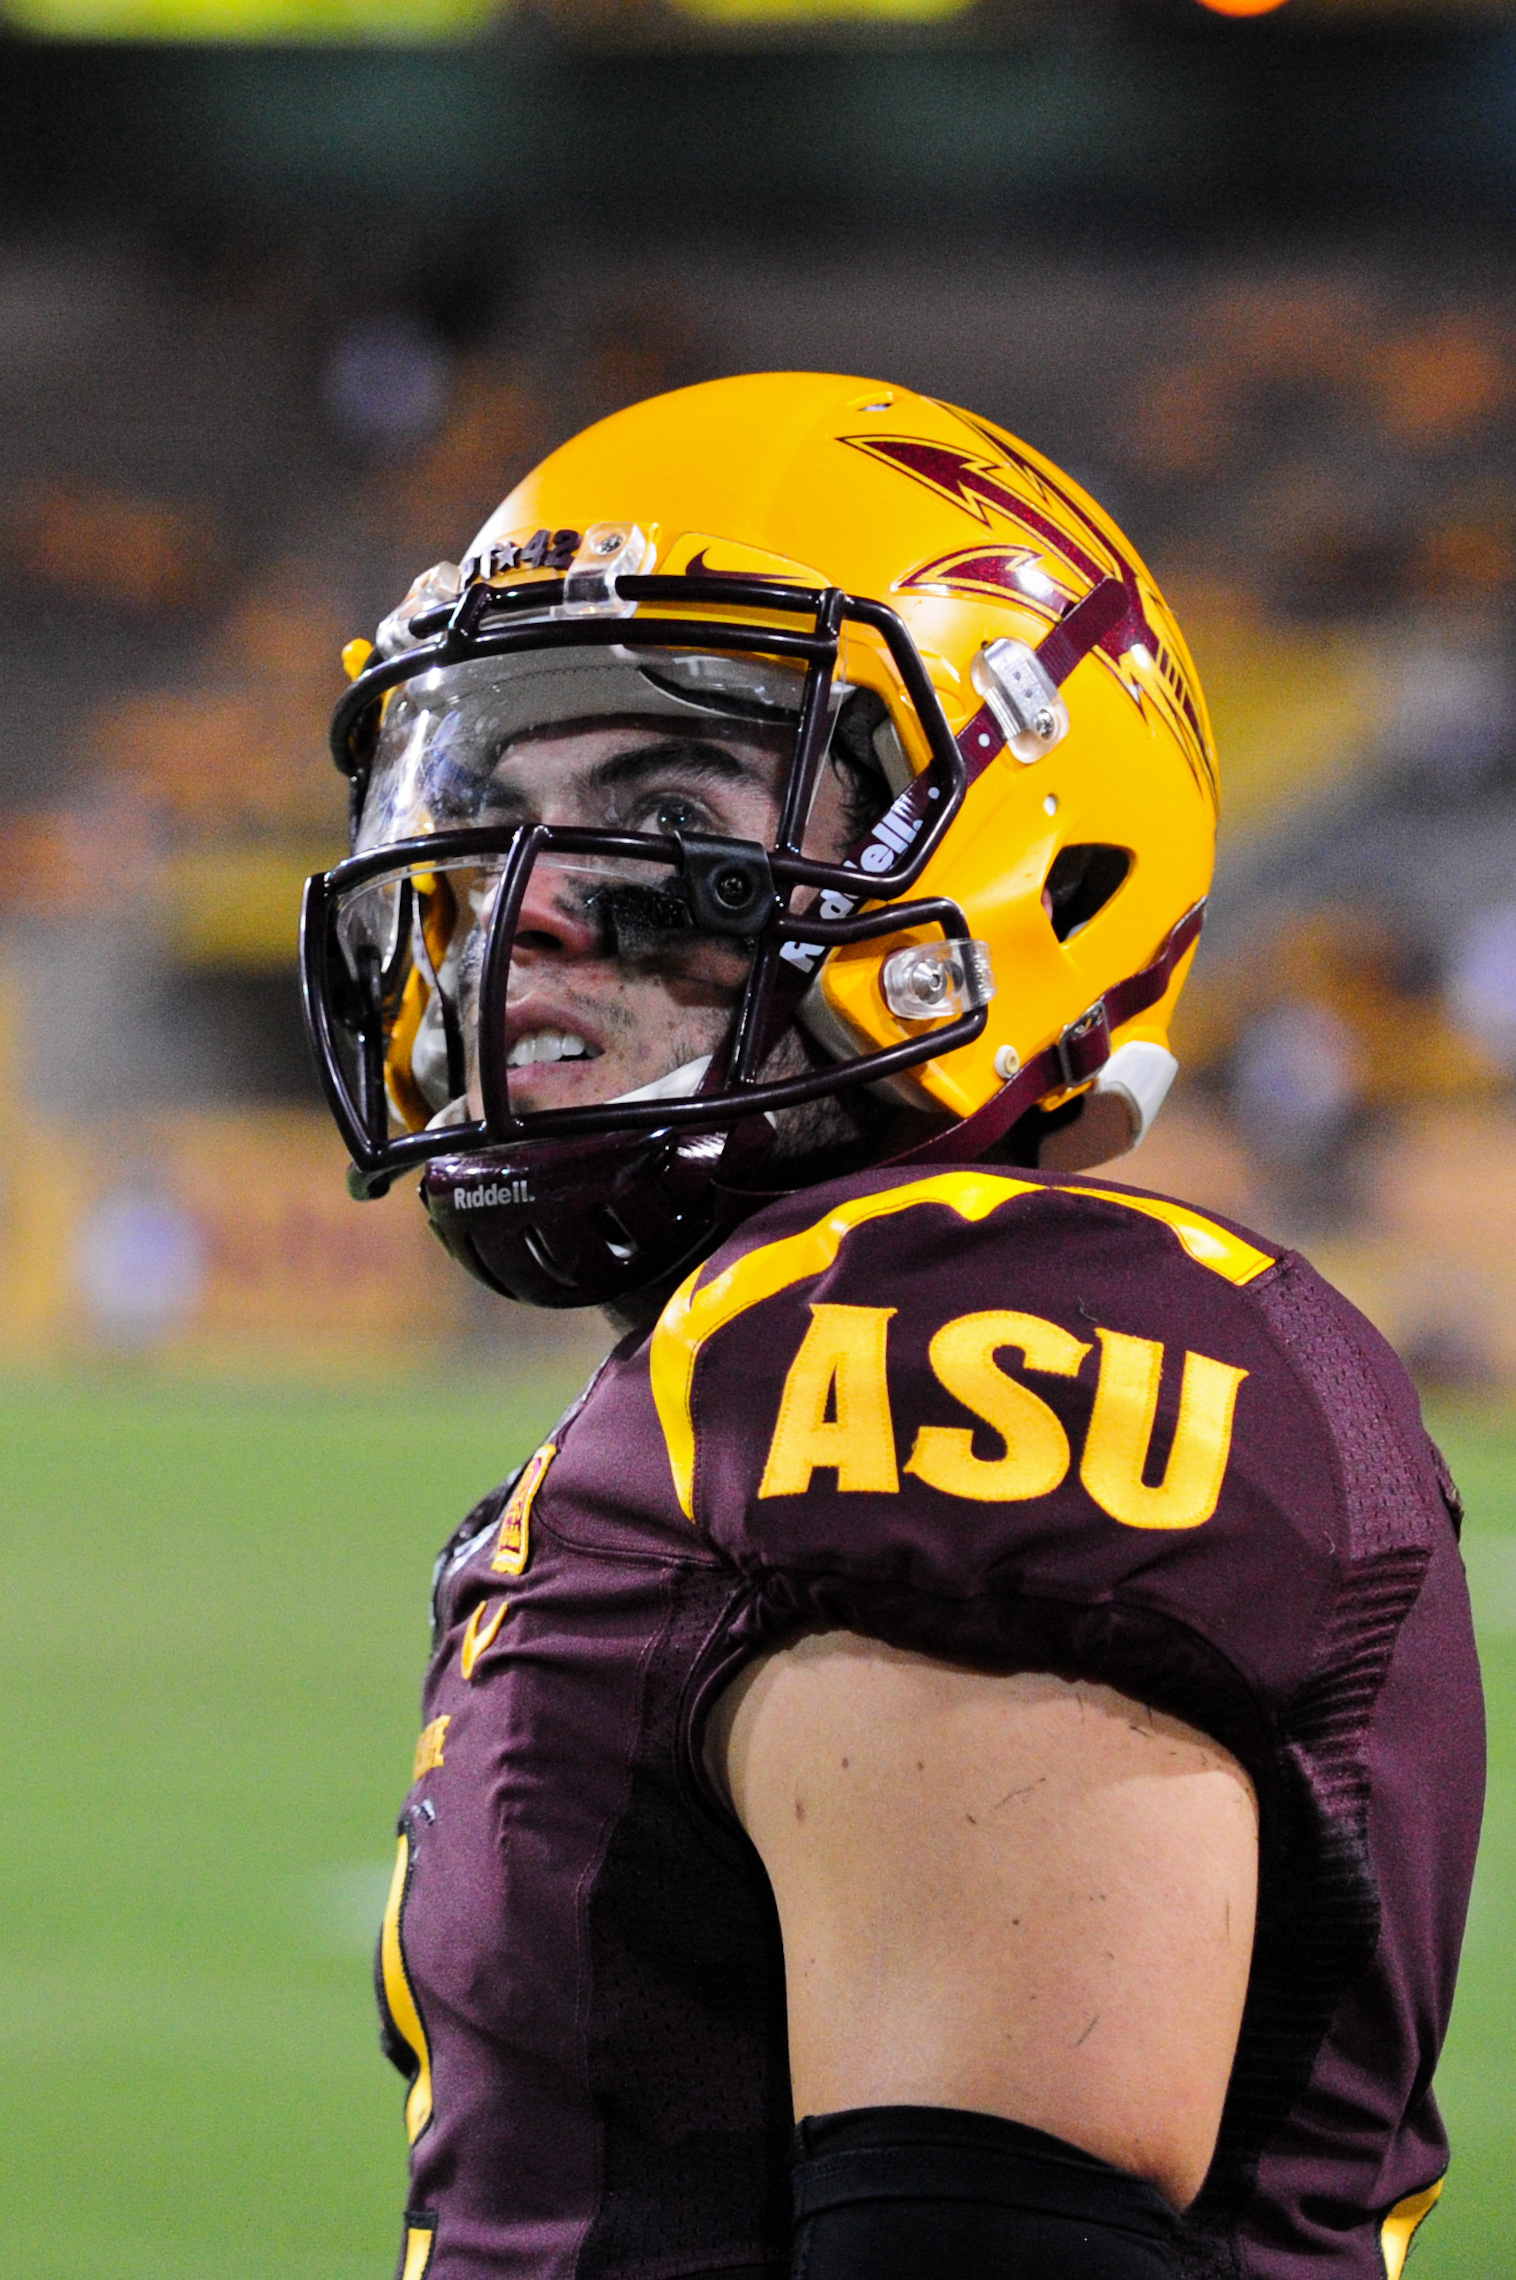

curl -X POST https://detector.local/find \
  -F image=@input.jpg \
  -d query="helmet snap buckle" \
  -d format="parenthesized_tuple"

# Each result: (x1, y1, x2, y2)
(882, 938, 997, 1023)
(971, 638, 1071, 764)
(1055, 1000, 1112, 1090)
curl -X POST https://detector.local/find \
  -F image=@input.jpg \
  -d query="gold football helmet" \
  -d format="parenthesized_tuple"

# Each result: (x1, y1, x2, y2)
(302, 372, 1216, 1306)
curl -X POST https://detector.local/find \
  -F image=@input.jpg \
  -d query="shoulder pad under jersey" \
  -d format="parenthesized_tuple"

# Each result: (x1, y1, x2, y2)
(645, 1165, 1451, 1727)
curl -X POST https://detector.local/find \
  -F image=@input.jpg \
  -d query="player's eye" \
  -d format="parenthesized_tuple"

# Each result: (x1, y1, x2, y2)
(635, 792, 709, 837)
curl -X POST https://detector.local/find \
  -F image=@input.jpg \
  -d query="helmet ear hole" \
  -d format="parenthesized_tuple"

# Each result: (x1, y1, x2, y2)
(1043, 846, 1131, 943)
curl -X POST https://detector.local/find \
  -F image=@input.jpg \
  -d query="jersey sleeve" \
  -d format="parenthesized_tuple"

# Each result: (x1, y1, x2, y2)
(650, 1165, 1479, 2273)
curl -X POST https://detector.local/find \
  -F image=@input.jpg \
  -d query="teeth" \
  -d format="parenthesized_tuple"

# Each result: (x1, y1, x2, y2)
(508, 1030, 594, 1070)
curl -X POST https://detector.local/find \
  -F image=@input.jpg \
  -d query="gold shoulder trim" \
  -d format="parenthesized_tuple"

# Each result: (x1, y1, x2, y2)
(1074, 1183, 1275, 1282)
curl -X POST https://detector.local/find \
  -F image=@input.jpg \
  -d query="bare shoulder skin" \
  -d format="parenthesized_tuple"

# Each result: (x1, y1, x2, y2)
(709, 1632, 1259, 2211)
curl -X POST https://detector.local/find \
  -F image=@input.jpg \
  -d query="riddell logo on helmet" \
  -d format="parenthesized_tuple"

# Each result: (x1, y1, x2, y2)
(778, 792, 928, 977)
(452, 1179, 534, 1210)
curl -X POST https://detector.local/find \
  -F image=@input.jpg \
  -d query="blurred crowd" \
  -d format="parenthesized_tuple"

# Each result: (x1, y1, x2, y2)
(2, 216, 1515, 1377)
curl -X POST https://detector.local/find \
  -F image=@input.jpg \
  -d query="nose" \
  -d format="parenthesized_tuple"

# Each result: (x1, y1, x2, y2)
(510, 856, 602, 962)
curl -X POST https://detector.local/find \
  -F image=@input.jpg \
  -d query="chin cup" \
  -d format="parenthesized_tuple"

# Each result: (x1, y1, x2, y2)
(421, 1121, 771, 1310)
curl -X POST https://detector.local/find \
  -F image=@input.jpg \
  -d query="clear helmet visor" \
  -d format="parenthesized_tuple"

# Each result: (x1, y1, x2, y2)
(356, 644, 821, 853)
(338, 639, 912, 1138)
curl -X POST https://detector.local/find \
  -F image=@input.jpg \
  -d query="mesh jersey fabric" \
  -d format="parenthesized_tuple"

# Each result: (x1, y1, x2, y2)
(386, 1166, 1482, 2280)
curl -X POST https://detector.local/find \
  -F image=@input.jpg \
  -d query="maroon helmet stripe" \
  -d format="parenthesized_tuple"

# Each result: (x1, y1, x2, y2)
(953, 572, 1140, 778)
(1035, 575, 1137, 688)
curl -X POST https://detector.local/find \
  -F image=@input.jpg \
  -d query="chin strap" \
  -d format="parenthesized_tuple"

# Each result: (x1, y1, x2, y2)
(895, 897, 1206, 1169)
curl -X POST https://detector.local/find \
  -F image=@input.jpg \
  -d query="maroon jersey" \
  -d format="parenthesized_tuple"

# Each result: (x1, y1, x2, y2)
(379, 1166, 1482, 2280)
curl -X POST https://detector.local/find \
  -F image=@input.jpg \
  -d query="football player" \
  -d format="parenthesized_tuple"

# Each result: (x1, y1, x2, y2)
(301, 373, 1482, 2280)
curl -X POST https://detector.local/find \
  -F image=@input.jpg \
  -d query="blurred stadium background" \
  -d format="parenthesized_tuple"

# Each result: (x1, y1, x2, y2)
(0, 0, 1514, 2271)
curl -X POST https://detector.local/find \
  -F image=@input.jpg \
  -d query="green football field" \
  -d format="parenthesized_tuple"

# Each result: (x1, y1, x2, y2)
(0, 1372, 1509, 2278)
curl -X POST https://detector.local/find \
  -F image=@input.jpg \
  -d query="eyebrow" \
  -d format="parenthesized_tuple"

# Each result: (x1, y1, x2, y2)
(586, 738, 777, 794)
(477, 732, 783, 821)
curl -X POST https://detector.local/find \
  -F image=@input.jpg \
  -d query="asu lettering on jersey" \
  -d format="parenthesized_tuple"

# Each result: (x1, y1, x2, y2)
(652, 1169, 1267, 1527)
(752, 1300, 1247, 1531)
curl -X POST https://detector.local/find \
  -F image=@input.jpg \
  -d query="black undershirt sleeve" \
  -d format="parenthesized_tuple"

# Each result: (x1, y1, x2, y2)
(790, 2106, 1179, 2280)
